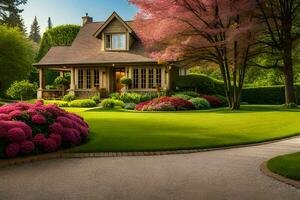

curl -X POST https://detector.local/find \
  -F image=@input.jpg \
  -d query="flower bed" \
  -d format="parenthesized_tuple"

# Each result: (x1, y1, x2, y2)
(0, 100, 89, 158)
(135, 97, 194, 111)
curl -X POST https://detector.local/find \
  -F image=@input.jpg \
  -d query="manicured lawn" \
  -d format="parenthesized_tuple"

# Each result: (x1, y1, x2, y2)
(268, 152, 300, 181)
(63, 105, 300, 153)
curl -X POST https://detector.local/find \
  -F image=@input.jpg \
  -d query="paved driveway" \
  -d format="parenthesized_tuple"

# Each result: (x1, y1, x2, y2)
(1, 137, 300, 200)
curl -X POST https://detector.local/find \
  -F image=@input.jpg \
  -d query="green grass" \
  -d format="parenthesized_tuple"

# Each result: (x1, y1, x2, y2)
(268, 152, 300, 181)
(62, 105, 300, 153)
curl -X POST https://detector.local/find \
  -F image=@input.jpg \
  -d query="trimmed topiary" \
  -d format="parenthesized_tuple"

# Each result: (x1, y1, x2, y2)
(68, 99, 97, 108)
(63, 93, 76, 102)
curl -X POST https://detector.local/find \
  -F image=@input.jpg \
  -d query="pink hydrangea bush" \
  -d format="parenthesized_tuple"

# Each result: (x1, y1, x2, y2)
(0, 100, 89, 158)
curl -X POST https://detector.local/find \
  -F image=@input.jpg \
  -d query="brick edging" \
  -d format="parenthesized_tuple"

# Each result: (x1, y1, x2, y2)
(260, 161, 300, 189)
(1, 135, 300, 169)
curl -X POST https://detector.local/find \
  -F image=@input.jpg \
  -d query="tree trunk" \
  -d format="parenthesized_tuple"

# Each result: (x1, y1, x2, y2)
(283, 56, 296, 104)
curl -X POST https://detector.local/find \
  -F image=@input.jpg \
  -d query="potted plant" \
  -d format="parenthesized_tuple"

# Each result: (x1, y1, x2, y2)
(121, 77, 132, 91)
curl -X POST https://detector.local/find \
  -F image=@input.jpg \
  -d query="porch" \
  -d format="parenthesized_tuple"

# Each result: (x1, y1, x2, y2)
(37, 64, 171, 99)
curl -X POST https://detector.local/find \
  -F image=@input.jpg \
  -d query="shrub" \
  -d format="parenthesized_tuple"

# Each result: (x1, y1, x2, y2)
(201, 95, 222, 108)
(136, 97, 194, 111)
(172, 94, 193, 100)
(110, 92, 160, 104)
(63, 93, 76, 102)
(121, 78, 132, 87)
(91, 95, 101, 104)
(68, 99, 97, 108)
(214, 95, 228, 107)
(175, 74, 225, 95)
(54, 76, 70, 87)
(0, 100, 89, 158)
(177, 91, 199, 97)
(124, 103, 137, 110)
(101, 99, 115, 108)
(45, 100, 69, 107)
(114, 100, 125, 107)
(189, 98, 211, 110)
(6, 80, 38, 100)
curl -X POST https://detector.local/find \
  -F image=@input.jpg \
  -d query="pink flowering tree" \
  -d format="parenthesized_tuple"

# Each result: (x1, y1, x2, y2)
(129, 0, 261, 109)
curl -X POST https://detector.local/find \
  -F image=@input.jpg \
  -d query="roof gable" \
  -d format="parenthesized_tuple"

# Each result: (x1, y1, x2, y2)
(94, 12, 136, 38)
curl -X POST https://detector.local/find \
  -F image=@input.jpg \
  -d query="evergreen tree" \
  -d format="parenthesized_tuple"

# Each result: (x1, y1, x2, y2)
(29, 16, 41, 43)
(48, 17, 53, 29)
(6, 12, 26, 34)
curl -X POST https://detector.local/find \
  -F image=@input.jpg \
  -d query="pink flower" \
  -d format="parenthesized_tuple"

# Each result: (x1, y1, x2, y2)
(48, 122, 64, 135)
(5, 143, 20, 158)
(0, 123, 8, 138)
(0, 105, 18, 114)
(26, 109, 37, 115)
(32, 114, 47, 124)
(49, 134, 62, 147)
(56, 116, 73, 128)
(79, 126, 89, 138)
(35, 100, 44, 106)
(33, 134, 47, 146)
(9, 110, 23, 118)
(20, 141, 35, 154)
(7, 128, 26, 142)
(0, 114, 11, 121)
(43, 138, 57, 152)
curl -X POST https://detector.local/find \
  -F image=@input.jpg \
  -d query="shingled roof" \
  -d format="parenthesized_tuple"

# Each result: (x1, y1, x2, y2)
(34, 18, 156, 67)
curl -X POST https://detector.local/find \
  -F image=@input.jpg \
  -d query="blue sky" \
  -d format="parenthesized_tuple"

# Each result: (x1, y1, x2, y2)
(21, 0, 139, 33)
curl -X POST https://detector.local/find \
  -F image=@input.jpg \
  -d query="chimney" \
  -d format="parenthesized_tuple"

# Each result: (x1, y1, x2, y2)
(82, 13, 93, 25)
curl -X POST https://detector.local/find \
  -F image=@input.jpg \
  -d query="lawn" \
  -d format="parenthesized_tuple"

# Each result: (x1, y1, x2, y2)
(64, 105, 300, 153)
(268, 152, 300, 181)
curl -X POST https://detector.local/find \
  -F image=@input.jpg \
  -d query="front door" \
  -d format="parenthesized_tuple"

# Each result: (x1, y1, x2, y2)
(115, 68, 125, 92)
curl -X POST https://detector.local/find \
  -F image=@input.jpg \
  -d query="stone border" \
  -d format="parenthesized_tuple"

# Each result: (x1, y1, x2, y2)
(260, 161, 300, 189)
(0, 135, 299, 169)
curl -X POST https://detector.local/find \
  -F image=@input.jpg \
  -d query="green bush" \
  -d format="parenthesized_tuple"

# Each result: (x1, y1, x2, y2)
(189, 98, 211, 110)
(46, 100, 69, 107)
(63, 93, 76, 102)
(172, 94, 193, 100)
(68, 99, 97, 108)
(6, 80, 38, 100)
(124, 103, 137, 110)
(54, 76, 70, 87)
(110, 92, 159, 104)
(114, 100, 125, 107)
(101, 99, 116, 108)
(91, 95, 101, 104)
(177, 91, 199, 97)
(175, 74, 225, 95)
(214, 95, 228, 107)
(121, 78, 132, 87)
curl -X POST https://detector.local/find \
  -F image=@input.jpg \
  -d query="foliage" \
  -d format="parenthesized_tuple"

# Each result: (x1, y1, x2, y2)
(176, 91, 199, 98)
(101, 99, 125, 109)
(110, 92, 159, 104)
(48, 17, 53, 29)
(114, 100, 125, 107)
(29, 16, 41, 43)
(201, 95, 222, 108)
(0, 100, 89, 158)
(175, 74, 225, 95)
(214, 95, 228, 107)
(120, 77, 132, 87)
(189, 98, 211, 110)
(54, 76, 70, 87)
(36, 25, 81, 84)
(68, 99, 97, 108)
(45, 100, 69, 107)
(0, 25, 35, 95)
(91, 95, 100, 104)
(124, 103, 137, 110)
(63, 93, 76, 102)
(172, 94, 193, 100)
(6, 80, 38, 100)
(135, 97, 194, 111)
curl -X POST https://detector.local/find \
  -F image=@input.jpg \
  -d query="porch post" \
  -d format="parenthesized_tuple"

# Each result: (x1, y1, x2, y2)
(69, 67, 76, 95)
(37, 68, 45, 99)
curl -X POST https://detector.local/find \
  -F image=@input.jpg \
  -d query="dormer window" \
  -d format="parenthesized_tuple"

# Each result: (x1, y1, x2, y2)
(105, 33, 126, 50)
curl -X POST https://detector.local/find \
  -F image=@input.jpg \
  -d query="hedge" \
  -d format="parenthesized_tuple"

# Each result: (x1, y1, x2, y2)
(175, 75, 300, 104)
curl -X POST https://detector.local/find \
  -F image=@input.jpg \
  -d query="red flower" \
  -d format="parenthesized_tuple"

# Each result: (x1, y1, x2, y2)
(49, 134, 62, 147)
(20, 141, 35, 154)
(5, 143, 20, 158)
(0, 114, 11, 121)
(48, 122, 64, 135)
(201, 95, 221, 108)
(7, 128, 26, 143)
(43, 138, 57, 152)
(32, 114, 47, 124)
(33, 134, 47, 146)
(56, 116, 73, 128)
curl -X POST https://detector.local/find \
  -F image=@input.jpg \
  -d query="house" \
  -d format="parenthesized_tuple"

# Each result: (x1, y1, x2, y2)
(34, 12, 188, 99)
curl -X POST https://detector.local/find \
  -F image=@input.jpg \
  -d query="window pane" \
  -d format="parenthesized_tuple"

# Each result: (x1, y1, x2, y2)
(112, 34, 118, 49)
(111, 34, 126, 50)
(86, 69, 91, 89)
(119, 34, 126, 49)
(78, 69, 83, 89)
(94, 69, 100, 88)
(105, 34, 111, 49)
(133, 68, 139, 88)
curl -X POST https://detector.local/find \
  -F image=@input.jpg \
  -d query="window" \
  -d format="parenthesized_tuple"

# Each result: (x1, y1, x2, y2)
(78, 69, 84, 89)
(156, 68, 162, 87)
(94, 69, 100, 88)
(141, 69, 146, 89)
(86, 69, 91, 89)
(148, 69, 154, 88)
(133, 68, 139, 88)
(105, 33, 126, 50)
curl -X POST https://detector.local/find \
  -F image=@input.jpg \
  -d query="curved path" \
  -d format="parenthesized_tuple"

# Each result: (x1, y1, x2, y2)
(1, 137, 300, 200)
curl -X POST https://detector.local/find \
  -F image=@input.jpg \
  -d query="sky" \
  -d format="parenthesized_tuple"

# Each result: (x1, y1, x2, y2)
(21, 0, 139, 33)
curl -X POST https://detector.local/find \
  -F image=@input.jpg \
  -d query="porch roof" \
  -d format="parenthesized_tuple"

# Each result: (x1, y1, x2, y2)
(34, 21, 157, 68)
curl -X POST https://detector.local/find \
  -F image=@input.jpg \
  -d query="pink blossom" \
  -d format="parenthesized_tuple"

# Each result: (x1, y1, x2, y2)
(0, 124, 7, 138)
(7, 128, 26, 142)
(48, 122, 64, 135)
(43, 138, 57, 152)
(0, 114, 11, 121)
(9, 110, 23, 118)
(5, 143, 20, 158)
(32, 114, 47, 124)
(0, 105, 18, 114)
(49, 134, 62, 147)
(56, 116, 73, 128)
(20, 141, 35, 154)
(35, 100, 44, 106)
(33, 134, 47, 146)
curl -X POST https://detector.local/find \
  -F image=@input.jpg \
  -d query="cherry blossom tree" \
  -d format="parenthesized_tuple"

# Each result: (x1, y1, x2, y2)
(129, 0, 261, 109)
